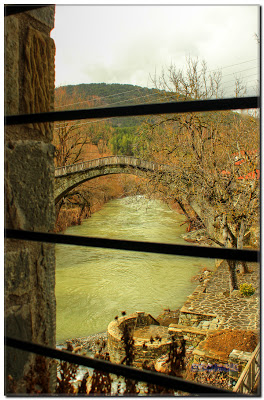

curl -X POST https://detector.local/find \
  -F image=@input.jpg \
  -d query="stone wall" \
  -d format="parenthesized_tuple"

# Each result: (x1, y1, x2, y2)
(108, 327, 171, 368)
(191, 345, 253, 389)
(228, 349, 253, 387)
(178, 309, 216, 327)
(5, 6, 56, 393)
(107, 312, 170, 368)
(168, 324, 207, 348)
(132, 341, 171, 369)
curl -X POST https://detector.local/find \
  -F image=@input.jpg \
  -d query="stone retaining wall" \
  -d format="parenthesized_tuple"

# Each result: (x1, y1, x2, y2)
(168, 324, 207, 347)
(191, 345, 253, 389)
(228, 349, 253, 386)
(178, 308, 216, 327)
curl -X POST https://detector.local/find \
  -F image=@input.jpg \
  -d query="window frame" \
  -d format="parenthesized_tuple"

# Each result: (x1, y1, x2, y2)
(4, 5, 260, 395)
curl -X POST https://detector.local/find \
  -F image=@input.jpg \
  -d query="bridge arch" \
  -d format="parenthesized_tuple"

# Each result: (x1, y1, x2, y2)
(54, 156, 169, 204)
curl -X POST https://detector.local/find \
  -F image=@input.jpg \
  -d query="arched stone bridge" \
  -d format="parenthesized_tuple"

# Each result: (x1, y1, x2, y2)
(55, 156, 171, 204)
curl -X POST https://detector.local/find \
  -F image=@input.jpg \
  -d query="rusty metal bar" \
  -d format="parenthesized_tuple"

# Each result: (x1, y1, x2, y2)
(6, 336, 239, 395)
(5, 96, 259, 126)
(5, 229, 259, 262)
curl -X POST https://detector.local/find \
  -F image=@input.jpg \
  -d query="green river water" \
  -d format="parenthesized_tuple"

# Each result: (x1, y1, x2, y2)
(56, 195, 214, 342)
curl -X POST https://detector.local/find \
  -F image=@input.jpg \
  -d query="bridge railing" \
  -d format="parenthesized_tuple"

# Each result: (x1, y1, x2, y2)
(55, 156, 169, 177)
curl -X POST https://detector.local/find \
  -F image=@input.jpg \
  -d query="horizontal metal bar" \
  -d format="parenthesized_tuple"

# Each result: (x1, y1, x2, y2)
(5, 337, 237, 395)
(4, 5, 51, 17)
(5, 97, 259, 126)
(5, 229, 259, 262)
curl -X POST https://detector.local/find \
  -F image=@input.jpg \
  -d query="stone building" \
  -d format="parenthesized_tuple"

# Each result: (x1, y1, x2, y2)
(5, 6, 56, 393)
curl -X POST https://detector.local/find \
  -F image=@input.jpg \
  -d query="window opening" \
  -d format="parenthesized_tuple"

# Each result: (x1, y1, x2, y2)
(4, 5, 260, 395)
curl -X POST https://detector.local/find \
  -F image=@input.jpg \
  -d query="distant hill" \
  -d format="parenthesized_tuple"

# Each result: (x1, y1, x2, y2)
(55, 83, 168, 127)
(55, 82, 251, 127)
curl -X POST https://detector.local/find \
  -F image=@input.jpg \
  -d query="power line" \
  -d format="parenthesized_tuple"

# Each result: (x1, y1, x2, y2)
(54, 75, 259, 129)
(206, 58, 258, 73)
(55, 86, 160, 109)
(221, 66, 258, 80)
(221, 73, 258, 86)
(54, 91, 258, 131)
(221, 81, 259, 95)
(53, 61, 259, 129)
(54, 92, 167, 128)
(54, 76, 259, 130)
(54, 117, 114, 130)
(54, 58, 259, 110)
(55, 87, 145, 109)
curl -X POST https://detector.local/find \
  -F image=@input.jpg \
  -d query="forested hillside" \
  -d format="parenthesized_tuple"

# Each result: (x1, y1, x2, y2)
(54, 83, 167, 158)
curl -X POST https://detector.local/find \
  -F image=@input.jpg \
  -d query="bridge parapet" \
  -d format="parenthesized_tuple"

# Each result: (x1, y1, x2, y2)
(55, 156, 169, 177)
(54, 156, 172, 203)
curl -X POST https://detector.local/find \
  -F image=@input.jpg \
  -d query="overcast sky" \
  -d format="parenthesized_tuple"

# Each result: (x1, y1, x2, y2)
(51, 4, 260, 97)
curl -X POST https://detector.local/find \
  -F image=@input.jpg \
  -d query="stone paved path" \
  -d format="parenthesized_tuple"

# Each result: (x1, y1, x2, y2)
(182, 261, 260, 331)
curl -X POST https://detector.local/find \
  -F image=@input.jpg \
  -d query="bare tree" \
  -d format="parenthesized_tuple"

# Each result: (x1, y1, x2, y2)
(53, 86, 112, 167)
(139, 57, 260, 291)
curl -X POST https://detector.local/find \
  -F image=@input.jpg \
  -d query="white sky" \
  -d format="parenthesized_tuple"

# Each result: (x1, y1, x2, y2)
(51, 3, 260, 96)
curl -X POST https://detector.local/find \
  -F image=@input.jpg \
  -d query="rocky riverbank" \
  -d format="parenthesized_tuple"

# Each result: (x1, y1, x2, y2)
(56, 308, 181, 356)
(57, 332, 108, 357)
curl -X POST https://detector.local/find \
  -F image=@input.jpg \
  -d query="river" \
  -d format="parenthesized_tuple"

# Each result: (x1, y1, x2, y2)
(55, 195, 214, 342)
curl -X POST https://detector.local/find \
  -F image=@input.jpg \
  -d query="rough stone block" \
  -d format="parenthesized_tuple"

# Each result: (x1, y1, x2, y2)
(4, 15, 19, 115)
(193, 349, 205, 357)
(27, 6, 55, 29)
(5, 305, 32, 381)
(5, 248, 31, 296)
(5, 140, 55, 231)
(22, 27, 55, 140)
(238, 352, 252, 362)
(208, 323, 217, 330)
(229, 349, 243, 360)
(168, 327, 182, 335)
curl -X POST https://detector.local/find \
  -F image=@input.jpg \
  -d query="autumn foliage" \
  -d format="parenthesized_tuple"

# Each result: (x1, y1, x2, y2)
(53, 86, 147, 232)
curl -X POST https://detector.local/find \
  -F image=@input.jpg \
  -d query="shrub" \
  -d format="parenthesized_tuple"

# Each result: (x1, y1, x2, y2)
(239, 283, 255, 297)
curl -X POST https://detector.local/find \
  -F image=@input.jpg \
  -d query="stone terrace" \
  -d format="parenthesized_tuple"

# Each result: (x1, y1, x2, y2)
(181, 261, 260, 331)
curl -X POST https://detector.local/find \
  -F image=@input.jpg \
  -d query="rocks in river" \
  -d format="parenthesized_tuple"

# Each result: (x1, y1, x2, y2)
(57, 333, 108, 357)
(182, 229, 214, 246)
(181, 229, 208, 243)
